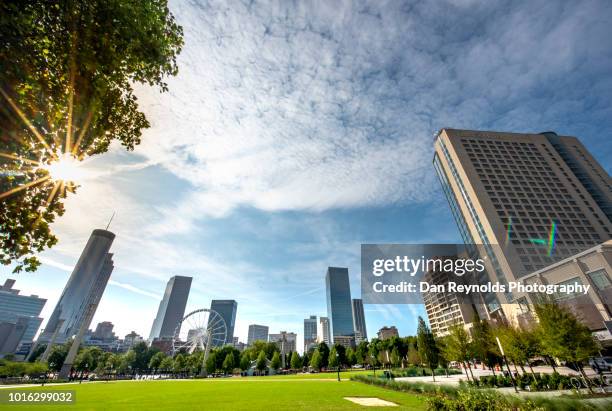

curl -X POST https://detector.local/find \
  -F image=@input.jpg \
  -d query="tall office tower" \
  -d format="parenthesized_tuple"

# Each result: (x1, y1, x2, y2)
(148, 276, 192, 341)
(303, 315, 317, 352)
(92, 321, 115, 341)
(39, 229, 115, 344)
(0, 279, 46, 356)
(247, 324, 269, 346)
(434, 129, 612, 318)
(325, 267, 354, 344)
(317, 316, 331, 345)
(210, 300, 237, 346)
(351, 299, 367, 343)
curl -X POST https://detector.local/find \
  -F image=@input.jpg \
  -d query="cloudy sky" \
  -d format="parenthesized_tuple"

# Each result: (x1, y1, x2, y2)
(2, 0, 612, 352)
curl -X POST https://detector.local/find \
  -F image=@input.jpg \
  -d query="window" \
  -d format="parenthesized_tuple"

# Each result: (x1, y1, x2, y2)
(588, 269, 611, 291)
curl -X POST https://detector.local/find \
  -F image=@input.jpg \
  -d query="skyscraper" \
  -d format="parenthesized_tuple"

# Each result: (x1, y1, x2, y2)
(317, 316, 331, 345)
(269, 331, 297, 355)
(351, 299, 367, 343)
(210, 300, 237, 346)
(0, 279, 46, 356)
(148, 276, 192, 341)
(433, 129, 612, 319)
(247, 324, 269, 346)
(303, 315, 317, 352)
(39, 229, 115, 344)
(92, 321, 115, 341)
(325, 267, 354, 344)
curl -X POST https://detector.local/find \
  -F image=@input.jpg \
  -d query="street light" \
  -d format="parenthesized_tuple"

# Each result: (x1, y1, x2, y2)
(371, 354, 376, 377)
(336, 351, 340, 382)
(496, 337, 518, 393)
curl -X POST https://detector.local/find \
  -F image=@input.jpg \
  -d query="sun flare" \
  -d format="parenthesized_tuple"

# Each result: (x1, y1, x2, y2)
(43, 153, 83, 183)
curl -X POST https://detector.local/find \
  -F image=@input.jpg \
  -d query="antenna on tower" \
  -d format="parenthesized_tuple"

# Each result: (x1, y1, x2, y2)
(105, 211, 116, 230)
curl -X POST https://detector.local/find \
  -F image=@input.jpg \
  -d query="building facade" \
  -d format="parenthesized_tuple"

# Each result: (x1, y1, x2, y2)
(377, 326, 399, 340)
(303, 315, 317, 352)
(210, 299, 237, 346)
(422, 261, 477, 337)
(92, 321, 115, 341)
(433, 129, 612, 320)
(38, 229, 115, 344)
(148, 276, 192, 342)
(269, 331, 297, 354)
(351, 299, 367, 343)
(247, 324, 269, 346)
(325, 267, 354, 344)
(317, 316, 331, 345)
(0, 279, 46, 357)
(513, 241, 612, 347)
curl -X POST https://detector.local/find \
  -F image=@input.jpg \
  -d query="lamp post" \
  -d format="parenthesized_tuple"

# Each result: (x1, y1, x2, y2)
(336, 351, 340, 382)
(371, 354, 376, 377)
(496, 337, 518, 393)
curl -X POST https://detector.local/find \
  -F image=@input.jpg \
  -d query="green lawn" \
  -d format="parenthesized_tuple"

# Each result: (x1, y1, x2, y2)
(256, 369, 375, 379)
(0, 378, 427, 410)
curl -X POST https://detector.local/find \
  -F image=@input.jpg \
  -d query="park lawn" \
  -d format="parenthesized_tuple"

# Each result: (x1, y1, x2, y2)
(255, 369, 374, 380)
(1, 379, 427, 410)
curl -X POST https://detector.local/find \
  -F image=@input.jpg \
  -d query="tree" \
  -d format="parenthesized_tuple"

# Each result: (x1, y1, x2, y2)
(444, 322, 474, 382)
(471, 319, 501, 376)
(222, 353, 235, 375)
(0, 0, 183, 273)
(345, 348, 356, 367)
(47, 343, 69, 372)
(159, 356, 174, 373)
(148, 352, 166, 374)
(407, 341, 421, 366)
(328, 346, 339, 369)
(239, 352, 250, 371)
(173, 353, 187, 375)
(256, 351, 267, 375)
(436, 336, 451, 377)
(205, 353, 217, 376)
(534, 298, 599, 392)
(270, 352, 281, 371)
(302, 351, 310, 368)
(355, 341, 369, 366)
(390, 347, 401, 368)
(333, 343, 347, 366)
(417, 317, 439, 382)
(317, 342, 330, 368)
(310, 349, 322, 371)
(290, 352, 302, 370)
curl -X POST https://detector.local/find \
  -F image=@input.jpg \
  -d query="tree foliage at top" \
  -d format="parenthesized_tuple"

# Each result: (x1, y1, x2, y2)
(0, 0, 183, 272)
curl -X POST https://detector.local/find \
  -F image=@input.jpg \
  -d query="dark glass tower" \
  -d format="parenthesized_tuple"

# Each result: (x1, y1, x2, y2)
(148, 276, 192, 341)
(325, 267, 354, 343)
(210, 299, 237, 346)
(351, 298, 367, 342)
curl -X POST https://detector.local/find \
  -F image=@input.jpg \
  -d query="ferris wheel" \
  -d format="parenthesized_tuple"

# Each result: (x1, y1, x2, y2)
(172, 308, 227, 372)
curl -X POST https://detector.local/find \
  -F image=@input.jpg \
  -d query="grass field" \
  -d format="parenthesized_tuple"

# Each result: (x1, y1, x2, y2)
(0, 377, 427, 410)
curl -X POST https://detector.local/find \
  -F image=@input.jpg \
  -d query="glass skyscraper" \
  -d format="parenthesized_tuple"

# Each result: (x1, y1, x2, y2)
(210, 299, 237, 346)
(247, 324, 268, 346)
(351, 299, 367, 343)
(148, 276, 192, 341)
(0, 279, 46, 355)
(39, 229, 115, 344)
(325, 267, 354, 343)
(303, 315, 317, 352)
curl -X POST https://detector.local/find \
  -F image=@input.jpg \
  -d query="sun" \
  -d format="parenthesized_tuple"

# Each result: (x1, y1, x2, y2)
(44, 153, 83, 183)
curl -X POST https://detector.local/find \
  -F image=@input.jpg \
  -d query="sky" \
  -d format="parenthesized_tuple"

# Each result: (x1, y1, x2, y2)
(2, 0, 612, 353)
